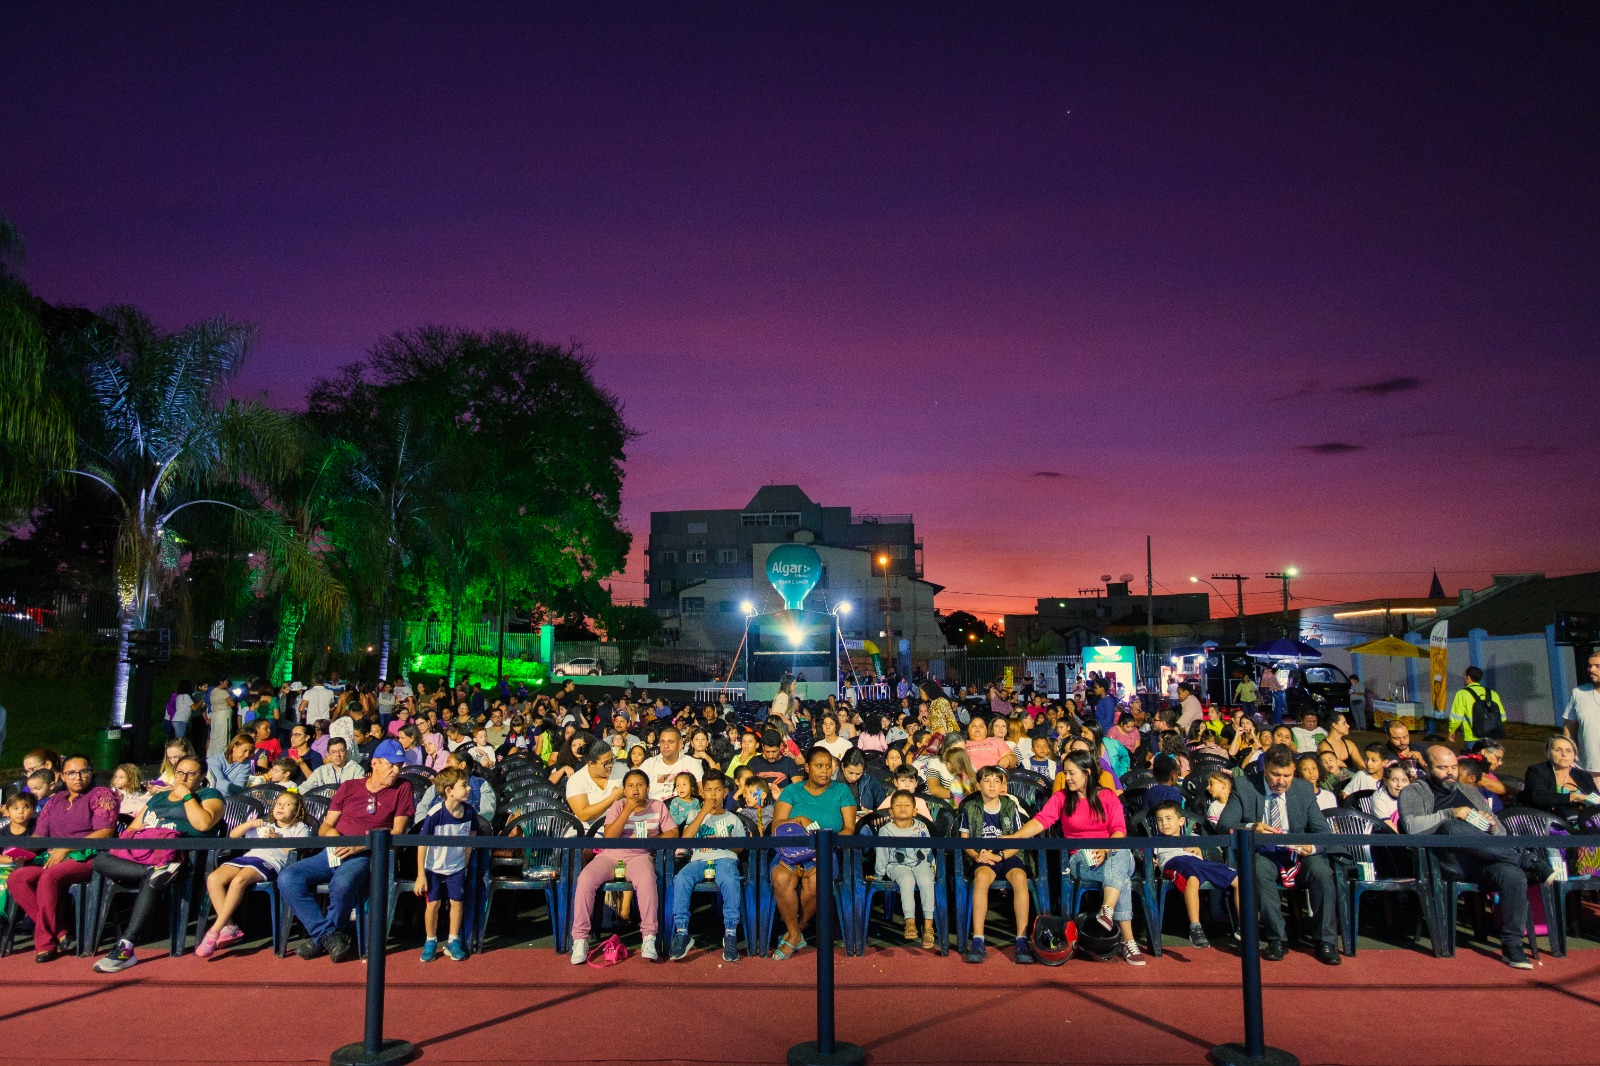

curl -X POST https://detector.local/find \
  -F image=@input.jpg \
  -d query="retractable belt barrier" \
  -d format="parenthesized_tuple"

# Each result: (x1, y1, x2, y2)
(16, 828, 1600, 1066)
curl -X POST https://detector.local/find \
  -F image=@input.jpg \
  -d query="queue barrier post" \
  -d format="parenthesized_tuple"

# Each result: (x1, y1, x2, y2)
(332, 828, 416, 1066)
(1211, 826, 1298, 1066)
(787, 827, 865, 1066)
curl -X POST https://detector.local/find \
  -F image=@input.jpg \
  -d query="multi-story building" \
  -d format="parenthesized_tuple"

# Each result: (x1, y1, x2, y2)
(646, 485, 944, 666)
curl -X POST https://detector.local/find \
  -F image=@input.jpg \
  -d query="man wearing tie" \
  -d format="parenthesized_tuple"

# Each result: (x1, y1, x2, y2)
(1219, 743, 1341, 965)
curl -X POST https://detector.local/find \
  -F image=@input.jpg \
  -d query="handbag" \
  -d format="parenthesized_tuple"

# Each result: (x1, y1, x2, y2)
(112, 826, 181, 866)
(586, 933, 630, 968)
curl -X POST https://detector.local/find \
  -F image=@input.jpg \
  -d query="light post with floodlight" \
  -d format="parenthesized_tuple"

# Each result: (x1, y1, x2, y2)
(1265, 567, 1298, 636)
(830, 601, 853, 697)
(876, 553, 893, 680)
(739, 600, 756, 685)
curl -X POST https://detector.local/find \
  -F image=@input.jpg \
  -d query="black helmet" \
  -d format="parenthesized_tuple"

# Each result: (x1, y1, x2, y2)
(1031, 914, 1077, 966)
(1071, 911, 1119, 959)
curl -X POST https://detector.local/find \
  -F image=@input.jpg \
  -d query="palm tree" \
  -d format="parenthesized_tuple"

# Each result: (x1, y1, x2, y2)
(335, 408, 437, 682)
(61, 307, 342, 726)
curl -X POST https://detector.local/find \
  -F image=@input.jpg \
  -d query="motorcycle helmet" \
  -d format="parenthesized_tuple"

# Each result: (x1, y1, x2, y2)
(1031, 914, 1077, 966)
(1071, 911, 1120, 959)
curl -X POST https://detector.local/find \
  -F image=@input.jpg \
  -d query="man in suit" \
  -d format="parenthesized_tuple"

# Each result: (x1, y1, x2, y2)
(1219, 743, 1341, 965)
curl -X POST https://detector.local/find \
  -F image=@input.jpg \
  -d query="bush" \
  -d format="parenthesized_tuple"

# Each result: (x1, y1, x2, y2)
(409, 653, 549, 689)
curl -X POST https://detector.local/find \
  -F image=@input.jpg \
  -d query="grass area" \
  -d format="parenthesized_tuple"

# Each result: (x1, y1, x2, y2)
(0, 667, 184, 776)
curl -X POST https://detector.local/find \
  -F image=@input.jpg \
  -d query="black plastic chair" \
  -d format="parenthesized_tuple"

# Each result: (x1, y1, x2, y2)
(1326, 808, 1440, 957)
(852, 809, 946, 955)
(1004, 768, 1050, 817)
(478, 808, 580, 953)
(1430, 806, 1555, 959)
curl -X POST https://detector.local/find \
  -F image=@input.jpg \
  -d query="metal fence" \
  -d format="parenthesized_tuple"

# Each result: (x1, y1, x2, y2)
(12, 826, 1596, 1066)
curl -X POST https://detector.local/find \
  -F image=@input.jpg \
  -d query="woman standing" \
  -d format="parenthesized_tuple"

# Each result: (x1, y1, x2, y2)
(924, 681, 960, 737)
(91, 756, 224, 972)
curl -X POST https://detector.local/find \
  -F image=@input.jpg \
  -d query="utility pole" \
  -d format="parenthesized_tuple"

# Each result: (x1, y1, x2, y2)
(1212, 573, 1249, 644)
(1145, 536, 1155, 692)
(1265, 568, 1297, 637)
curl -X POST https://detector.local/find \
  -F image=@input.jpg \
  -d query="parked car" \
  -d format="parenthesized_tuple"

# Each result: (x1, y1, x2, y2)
(1285, 663, 1352, 717)
(552, 657, 603, 677)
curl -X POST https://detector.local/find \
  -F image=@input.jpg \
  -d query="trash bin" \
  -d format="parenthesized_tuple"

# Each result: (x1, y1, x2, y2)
(94, 727, 124, 770)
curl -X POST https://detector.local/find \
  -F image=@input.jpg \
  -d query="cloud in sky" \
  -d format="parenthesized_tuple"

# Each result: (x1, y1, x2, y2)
(1296, 442, 1366, 454)
(1342, 376, 1424, 397)
(1032, 471, 1062, 478)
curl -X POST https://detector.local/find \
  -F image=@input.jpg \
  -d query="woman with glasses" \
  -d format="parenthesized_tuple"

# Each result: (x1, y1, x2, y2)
(9, 754, 118, 961)
(565, 741, 625, 823)
(91, 756, 224, 972)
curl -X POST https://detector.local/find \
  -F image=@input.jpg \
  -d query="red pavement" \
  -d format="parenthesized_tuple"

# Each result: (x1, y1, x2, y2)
(1, 941, 1596, 1065)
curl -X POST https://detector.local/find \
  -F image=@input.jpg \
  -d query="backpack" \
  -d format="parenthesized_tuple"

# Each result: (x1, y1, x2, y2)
(1469, 685, 1503, 739)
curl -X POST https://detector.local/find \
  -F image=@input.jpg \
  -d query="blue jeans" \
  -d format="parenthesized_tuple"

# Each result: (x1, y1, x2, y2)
(1068, 848, 1134, 922)
(671, 858, 741, 933)
(1271, 690, 1286, 725)
(279, 851, 373, 943)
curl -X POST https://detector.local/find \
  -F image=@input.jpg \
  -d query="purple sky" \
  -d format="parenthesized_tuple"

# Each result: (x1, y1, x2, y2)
(5, 4, 1597, 621)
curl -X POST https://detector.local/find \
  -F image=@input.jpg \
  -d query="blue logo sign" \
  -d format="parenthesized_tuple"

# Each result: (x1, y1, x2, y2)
(765, 544, 822, 610)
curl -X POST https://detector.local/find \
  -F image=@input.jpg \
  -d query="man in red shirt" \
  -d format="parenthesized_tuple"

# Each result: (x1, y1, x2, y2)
(279, 740, 414, 962)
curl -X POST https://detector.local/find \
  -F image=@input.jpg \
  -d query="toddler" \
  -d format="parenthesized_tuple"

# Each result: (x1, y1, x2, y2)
(876, 790, 937, 949)
(1150, 801, 1239, 948)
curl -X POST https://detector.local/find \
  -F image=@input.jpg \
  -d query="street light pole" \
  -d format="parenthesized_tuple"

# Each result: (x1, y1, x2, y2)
(1211, 573, 1250, 643)
(877, 553, 893, 678)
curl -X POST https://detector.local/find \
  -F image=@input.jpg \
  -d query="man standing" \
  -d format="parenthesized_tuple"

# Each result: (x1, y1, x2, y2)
(280, 741, 414, 963)
(1259, 665, 1285, 725)
(1398, 744, 1550, 969)
(300, 675, 335, 730)
(641, 726, 702, 802)
(1448, 666, 1506, 744)
(206, 677, 236, 760)
(1563, 651, 1600, 773)
(1217, 744, 1341, 966)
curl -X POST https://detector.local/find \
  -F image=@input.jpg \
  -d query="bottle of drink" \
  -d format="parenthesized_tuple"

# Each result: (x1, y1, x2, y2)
(704, 860, 716, 882)
(614, 856, 626, 881)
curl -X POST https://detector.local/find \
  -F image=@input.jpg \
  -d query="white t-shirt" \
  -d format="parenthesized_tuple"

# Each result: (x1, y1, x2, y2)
(170, 690, 195, 725)
(301, 685, 335, 726)
(232, 820, 311, 873)
(640, 753, 703, 802)
(816, 736, 853, 760)
(1564, 684, 1600, 771)
(565, 764, 626, 814)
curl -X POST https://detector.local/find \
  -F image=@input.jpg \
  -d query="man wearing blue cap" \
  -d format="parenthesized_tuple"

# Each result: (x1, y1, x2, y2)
(280, 739, 415, 962)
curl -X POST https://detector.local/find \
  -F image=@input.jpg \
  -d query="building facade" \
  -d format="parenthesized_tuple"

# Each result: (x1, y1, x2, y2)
(646, 485, 945, 665)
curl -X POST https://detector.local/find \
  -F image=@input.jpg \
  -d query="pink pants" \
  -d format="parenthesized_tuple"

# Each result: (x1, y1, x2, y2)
(8, 858, 95, 945)
(570, 851, 659, 942)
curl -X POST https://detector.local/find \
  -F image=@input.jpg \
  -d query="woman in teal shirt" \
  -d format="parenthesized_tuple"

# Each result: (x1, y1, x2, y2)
(769, 746, 856, 959)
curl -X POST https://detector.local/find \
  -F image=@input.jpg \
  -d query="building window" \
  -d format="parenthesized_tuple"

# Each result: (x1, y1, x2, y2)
(686, 521, 708, 534)
(741, 512, 802, 527)
(682, 597, 705, 613)
(885, 545, 910, 560)
(718, 548, 737, 564)
(687, 549, 706, 564)
(876, 597, 904, 613)
(658, 550, 678, 564)
(660, 579, 676, 594)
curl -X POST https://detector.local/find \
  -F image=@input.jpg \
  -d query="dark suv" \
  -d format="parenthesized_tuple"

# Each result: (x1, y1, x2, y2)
(1285, 663, 1353, 717)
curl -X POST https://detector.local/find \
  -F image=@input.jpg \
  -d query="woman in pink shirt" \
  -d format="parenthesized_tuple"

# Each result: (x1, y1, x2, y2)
(1008, 751, 1145, 965)
(963, 718, 1016, 771)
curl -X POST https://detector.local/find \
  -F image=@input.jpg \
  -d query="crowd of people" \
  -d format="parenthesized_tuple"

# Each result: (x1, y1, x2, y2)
(3, 653, 1597, 975)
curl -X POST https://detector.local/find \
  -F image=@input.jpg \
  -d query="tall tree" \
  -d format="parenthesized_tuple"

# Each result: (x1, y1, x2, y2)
(0, 220, 75, 517)
(310, 326, 634, 678)
(61, 307, 342, 725)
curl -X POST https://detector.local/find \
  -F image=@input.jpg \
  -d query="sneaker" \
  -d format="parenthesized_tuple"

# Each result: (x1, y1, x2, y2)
(146, 862, 184, 891)
(641, 935, 659, 961)
(326, 931, 359, 964)
(1503, 939, 1533, 970)
(570, 937, 589, 965)
(1096, 907, 1115, 933)
(295, 936, 327, 960)
(964, 936, 986, 964)
(444, 938, 467, 962)
(1117, 940, 1147, 966)
(93, 944, 137, 974)
(195, 931, 219, 959)
(670, 929, 692, 961)
(722, 931, 741, 963)
(215, 924, 246, 949)
(1189, 924, 1210, 949)
(420, 939, 438, 963)
(1014, 936, 1035, 965)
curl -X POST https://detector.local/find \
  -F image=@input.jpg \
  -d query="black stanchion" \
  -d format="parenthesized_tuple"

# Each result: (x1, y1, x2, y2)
(787, 828, 866, 1066)
(332, 829, 416, 1066)
(1212, 826, 1298, 1066)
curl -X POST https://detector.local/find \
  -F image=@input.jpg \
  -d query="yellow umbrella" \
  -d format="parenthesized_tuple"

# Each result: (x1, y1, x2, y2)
(1346, 635, 1427, 658)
